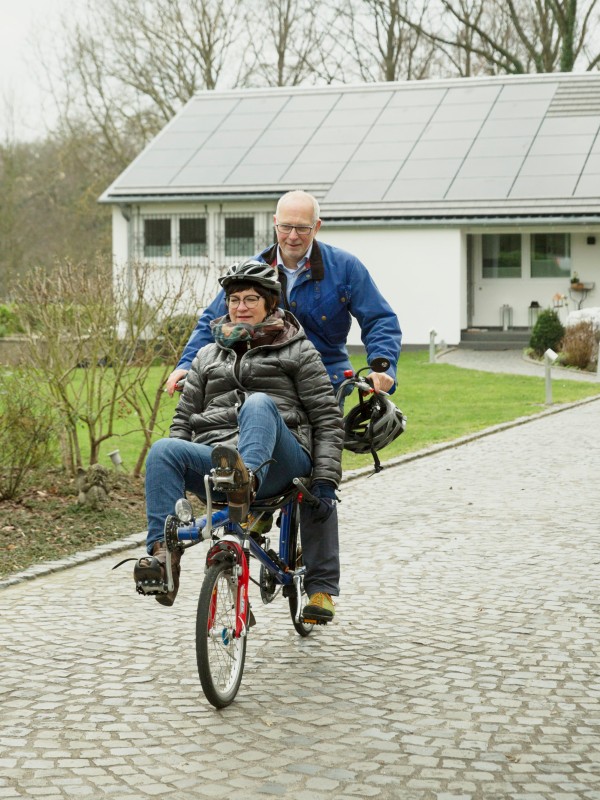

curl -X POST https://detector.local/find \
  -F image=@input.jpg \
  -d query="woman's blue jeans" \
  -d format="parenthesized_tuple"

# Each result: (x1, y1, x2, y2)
(145, 393, 312, 552)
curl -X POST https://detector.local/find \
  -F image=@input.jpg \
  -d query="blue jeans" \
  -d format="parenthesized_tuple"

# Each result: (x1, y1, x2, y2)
(145, 393, 312, 553)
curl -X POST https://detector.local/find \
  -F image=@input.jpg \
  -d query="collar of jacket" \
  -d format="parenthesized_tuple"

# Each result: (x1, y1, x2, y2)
(261, 240, 325, 282)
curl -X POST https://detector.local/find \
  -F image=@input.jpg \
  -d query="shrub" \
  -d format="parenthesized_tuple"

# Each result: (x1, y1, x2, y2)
(156, 313, 198, 362)
(560, 321, 597, 370)
(0, 368, 58, 500)
(529, 309, 565, 357)
(0, 304, 24, 338)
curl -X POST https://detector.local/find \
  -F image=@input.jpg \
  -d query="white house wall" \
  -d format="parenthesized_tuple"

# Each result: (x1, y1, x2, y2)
(468, 228, 600, 328)
(319, 225, 463, 347)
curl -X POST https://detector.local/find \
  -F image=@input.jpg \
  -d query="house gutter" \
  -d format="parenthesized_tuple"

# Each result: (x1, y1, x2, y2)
(322, 216, 600, 228)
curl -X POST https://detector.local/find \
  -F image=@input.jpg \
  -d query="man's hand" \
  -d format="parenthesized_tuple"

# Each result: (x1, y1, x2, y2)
(367, 371, 394, 394)
(165, 368, 189, 397)
(310, 481, 337, 523)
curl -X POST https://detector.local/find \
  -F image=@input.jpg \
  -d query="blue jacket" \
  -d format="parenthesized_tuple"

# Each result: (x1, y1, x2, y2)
(177, 240, 402, 389)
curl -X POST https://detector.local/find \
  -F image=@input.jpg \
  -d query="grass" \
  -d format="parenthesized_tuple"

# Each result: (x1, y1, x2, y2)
(1, 349, 598, 577)
(78, 350, 600, 473)
(342, 350, 600, 469)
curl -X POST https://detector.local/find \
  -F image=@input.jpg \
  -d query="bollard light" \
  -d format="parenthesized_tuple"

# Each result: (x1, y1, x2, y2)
(108, 449, 123, 469)
(429, 329, 437, 364)
(544, 348, 558, 405)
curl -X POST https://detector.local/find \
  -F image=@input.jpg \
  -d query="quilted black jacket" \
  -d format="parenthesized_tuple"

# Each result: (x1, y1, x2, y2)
(170, 311, 344, 486)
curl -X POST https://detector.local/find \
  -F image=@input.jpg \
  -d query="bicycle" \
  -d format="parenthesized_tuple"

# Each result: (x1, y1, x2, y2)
(160, 358, 403, 708)
(162, 473, 322, 709)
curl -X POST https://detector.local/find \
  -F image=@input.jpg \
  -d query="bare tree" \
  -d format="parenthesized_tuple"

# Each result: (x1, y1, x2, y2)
(241, 0, 343, 87)
(331, 0, 436, 83)
(402, 0, 600, 75)
(15, 258, 203, 476)
(54, 0, 245, 160)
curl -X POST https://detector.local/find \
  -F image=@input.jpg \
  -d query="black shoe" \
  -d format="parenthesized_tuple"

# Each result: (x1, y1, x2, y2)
(133, 542, 182, 606)
(211, 444, 254, 523)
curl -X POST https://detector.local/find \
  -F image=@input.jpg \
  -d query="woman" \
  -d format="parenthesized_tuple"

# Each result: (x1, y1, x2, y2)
(137, 259, 344, 622)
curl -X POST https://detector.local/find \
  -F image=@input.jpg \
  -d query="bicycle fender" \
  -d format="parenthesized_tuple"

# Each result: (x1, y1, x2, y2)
(206, 541, 244, 567)
(206, 540, 249, 637)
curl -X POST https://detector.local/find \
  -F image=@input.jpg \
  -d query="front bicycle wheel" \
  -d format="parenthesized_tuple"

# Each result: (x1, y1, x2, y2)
(287, 525, 314, 638)
(196, 561, 247, 708)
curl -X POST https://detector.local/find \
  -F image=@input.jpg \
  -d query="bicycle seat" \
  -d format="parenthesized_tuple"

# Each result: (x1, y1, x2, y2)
(250, 476, 312, 514)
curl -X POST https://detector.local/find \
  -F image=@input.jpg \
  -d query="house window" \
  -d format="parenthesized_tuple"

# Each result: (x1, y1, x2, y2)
(225, 217, 255, 258)
(179, 217, 207, 257)
(482, 234, 522, 278)
(531, 233, 571, 278)
(144, 218, 171, 258)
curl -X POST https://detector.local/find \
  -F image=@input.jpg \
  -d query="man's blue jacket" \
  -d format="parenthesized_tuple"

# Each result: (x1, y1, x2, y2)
(177, 240, 402, 390)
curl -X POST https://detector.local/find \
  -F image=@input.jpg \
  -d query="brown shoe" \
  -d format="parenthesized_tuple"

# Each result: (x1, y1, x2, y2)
(211, 444, 255, 523)
(133, 541, 182, 606)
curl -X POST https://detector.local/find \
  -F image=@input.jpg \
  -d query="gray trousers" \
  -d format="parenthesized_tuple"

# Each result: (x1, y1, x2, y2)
(300, 503, 340, 597)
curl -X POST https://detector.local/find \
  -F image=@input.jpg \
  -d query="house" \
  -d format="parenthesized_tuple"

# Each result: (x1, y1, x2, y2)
(100, 72, 600, 348)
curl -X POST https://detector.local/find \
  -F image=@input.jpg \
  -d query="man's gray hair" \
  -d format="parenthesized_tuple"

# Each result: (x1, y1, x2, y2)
(277, 190, 320, 224)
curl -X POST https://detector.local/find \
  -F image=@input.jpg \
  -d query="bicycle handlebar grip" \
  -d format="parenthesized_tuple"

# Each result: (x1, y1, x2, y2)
(292, 477, 320, 508)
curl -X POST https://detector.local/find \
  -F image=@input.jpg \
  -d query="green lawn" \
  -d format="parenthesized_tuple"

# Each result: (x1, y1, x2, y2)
(84, 350, 600, 473)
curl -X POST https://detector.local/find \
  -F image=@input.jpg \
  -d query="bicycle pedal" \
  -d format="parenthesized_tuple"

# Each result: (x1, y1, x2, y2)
(301, 616, 328, 625)
(135, 580, 168, 597)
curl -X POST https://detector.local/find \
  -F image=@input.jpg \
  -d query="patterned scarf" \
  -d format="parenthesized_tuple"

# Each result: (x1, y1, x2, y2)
(210, 308, 285, 349)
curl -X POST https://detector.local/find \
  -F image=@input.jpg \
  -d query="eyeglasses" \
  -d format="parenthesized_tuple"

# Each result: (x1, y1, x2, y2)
(227, 294, 262, 308)
(275, 223, 315, 236)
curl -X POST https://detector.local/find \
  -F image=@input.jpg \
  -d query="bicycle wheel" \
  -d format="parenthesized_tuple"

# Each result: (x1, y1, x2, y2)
(287, 521, 314, 637)
(196, 561, 247, 708)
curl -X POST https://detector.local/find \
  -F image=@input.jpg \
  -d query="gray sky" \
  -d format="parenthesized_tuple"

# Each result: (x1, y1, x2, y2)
(0, 0, 82, 141)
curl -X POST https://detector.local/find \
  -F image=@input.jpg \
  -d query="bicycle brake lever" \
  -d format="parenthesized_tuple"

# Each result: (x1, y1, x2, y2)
(292, 477, 320, 508)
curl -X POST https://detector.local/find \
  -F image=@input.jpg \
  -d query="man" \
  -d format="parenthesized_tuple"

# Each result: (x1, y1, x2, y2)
(166, 190, 401, 397)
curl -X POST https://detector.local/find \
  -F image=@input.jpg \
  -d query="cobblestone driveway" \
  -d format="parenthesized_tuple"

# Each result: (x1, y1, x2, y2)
(1, 399, 600, 800)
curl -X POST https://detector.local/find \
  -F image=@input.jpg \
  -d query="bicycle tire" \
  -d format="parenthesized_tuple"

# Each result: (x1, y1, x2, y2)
(196, 561, 247, 708)
(287, 517, 314, 637)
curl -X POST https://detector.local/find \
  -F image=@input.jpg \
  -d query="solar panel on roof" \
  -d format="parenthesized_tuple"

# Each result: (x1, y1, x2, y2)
(100, 74, 600, 217)
(520, 153, 587, 176)
(510, 174, 578, 197)
(385, 177, 454, 200)
(446, 176, 515, 199)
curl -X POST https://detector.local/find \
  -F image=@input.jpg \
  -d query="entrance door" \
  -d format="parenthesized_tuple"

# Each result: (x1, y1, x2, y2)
(466, 234, 475, 328)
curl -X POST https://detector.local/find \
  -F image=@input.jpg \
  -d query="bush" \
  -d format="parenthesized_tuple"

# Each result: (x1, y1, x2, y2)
(156, 313, 198, 362)
(0, 304, 24, 338)
(560, 321, 597, 370)
(0, 368, 58, 500)
(529, 309, 565, 357)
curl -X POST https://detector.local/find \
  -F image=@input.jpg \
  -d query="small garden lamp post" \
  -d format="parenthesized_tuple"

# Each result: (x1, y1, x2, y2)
(544, 348, 558, 405)
(429, 329, 437, 364)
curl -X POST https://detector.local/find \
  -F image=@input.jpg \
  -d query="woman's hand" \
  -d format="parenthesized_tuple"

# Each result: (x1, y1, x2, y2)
(165, 368, 189, 397)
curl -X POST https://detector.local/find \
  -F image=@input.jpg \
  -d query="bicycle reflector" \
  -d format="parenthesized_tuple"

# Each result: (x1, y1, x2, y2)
(343, 393, 406, 472)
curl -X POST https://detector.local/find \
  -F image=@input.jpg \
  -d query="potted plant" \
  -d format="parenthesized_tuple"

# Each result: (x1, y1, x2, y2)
(570, 272, 584, 289)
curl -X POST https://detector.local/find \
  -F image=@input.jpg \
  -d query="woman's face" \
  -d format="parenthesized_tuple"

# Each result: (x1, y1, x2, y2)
(227, 288, 268, 326)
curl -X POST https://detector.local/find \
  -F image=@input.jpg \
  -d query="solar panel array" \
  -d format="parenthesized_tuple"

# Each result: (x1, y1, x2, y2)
(102, 74, 600, 216)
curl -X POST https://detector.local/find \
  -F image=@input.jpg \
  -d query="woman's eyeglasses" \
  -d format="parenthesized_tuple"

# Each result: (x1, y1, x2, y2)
(227, 294, 262, 308)
(275, 223, 315, 236)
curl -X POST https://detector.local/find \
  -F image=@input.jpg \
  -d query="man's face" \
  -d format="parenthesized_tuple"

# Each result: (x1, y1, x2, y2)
(274, 196, 321, 266)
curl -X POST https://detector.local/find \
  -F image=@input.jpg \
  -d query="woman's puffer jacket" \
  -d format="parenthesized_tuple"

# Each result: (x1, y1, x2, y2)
(170, 311, 344, 486)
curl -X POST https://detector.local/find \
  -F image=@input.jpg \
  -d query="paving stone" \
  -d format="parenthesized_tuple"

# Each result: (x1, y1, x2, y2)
(1, 396, 599, 799)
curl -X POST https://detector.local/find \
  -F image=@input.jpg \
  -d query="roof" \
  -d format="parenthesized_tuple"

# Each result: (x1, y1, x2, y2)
(100, 72, 600, 221)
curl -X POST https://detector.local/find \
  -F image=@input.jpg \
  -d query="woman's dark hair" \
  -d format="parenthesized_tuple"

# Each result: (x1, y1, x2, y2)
(225, 281, 279, 314)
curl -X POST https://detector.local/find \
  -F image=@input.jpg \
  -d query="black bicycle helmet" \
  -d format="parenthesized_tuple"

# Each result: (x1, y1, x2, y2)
(219, 259, 281, 295)
(344, 393, 406, 471)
